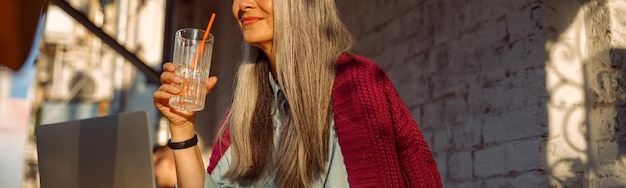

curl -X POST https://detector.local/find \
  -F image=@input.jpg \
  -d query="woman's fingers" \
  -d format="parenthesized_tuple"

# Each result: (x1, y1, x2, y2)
(163, 62, 176, 72)
(153, 90, 171, 110)
(160, 71, 183, 84)
(159, 84, 181, 95)
(206, 76, 218, 93)
(160, 62, 182, 84)
(154, 90, 173, 102)
(154, 84, 180, 103)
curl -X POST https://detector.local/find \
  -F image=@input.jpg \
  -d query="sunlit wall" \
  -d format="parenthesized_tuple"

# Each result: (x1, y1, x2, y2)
(545, 0, 626, 186)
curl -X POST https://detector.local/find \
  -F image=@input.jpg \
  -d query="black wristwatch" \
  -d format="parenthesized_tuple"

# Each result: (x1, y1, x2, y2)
(167, 134, 198, 150)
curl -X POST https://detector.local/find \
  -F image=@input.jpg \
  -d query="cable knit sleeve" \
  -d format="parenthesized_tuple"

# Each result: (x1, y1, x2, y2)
(381, 66, 442, 187)
(333, 54, 441, 187)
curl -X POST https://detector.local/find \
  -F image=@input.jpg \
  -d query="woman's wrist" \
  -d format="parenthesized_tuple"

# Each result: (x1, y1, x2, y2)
(169, 121, 196, 142)
(168, 134, 198, 150)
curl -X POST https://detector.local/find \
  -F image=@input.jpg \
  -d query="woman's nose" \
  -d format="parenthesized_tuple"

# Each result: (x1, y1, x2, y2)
(239, 0, 256, 10)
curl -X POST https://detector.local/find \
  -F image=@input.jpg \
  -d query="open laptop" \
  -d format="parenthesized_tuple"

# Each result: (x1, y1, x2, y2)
(35, 111, 156, 188)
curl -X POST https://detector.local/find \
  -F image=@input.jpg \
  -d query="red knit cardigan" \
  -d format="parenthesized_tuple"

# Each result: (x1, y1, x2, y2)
(207, 54, 442, 187)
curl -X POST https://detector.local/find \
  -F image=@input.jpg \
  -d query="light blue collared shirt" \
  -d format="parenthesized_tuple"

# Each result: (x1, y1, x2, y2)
(204, 74, 349, 188)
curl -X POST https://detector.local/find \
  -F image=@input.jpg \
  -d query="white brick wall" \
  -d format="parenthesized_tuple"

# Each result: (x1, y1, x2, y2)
(337, 0, 626, 187)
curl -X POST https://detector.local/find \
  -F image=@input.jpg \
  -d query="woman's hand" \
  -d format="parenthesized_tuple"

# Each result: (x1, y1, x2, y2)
(154, 64, 213, 188)
(153, 62, 218, 128)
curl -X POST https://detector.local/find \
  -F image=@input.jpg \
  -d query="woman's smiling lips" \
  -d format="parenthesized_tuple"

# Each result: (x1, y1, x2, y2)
(242, 17, 263, 26)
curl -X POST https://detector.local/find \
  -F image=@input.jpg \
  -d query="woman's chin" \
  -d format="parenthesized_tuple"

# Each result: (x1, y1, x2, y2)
(244, 40, 272, 53)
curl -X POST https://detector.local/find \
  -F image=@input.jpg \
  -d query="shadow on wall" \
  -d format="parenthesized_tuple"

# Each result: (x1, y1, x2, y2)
(545, 0, 626, 186)
(611, 48, 626, 183)
(614, 48, 626, 159)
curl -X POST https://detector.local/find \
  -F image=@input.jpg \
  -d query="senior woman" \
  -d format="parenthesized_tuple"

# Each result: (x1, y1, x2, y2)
(153, 0, 442, 187)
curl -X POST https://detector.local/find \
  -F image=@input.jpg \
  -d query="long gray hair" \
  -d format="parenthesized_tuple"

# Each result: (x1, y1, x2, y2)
(222, 0, 353, 187)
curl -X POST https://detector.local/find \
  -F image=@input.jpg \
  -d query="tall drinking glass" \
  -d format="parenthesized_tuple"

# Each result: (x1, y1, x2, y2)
(169, 28, 214, 111)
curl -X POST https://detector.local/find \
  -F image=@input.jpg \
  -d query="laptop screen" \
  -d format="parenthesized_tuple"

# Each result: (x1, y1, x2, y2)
(35, 111, 156, 188)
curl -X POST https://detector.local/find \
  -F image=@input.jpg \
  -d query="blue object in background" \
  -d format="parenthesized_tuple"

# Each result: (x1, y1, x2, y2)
(11, 13, 46, 99)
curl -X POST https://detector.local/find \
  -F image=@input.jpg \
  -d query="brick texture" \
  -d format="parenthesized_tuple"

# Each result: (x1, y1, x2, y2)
(336, 0, 626, 187)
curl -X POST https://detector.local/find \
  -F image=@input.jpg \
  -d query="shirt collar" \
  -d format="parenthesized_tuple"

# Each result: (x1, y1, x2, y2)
(269, 72, 281, 98)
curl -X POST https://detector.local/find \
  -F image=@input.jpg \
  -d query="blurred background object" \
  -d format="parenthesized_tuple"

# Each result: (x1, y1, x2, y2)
(0, 0, 48, 188)
(0, 0, 48, 71)
(6, 0, 240, 187)
(152, 146, 176, 188)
